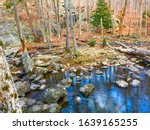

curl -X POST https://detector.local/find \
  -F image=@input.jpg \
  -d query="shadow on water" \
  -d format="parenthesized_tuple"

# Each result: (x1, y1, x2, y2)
(29, 65, 150, 113)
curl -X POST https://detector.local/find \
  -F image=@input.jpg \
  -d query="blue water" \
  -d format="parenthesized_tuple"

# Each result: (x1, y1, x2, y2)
(47, 66, 150, 113)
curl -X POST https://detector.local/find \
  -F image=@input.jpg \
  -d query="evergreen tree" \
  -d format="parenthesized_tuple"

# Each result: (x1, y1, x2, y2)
(91, 0, 112, 29)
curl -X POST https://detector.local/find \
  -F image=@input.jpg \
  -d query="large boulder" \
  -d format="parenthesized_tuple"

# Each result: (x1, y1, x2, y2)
(79, 84, 95, 98)
(116, 80, 129, 88)
(42, 87, 67, 104)
(22, 52, 34, 74)
(56, 78, 72, 88)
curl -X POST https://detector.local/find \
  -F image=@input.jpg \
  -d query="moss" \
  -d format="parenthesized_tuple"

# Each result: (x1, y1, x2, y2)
(2, 85, 9, 92)
(5, 73, 11, 81)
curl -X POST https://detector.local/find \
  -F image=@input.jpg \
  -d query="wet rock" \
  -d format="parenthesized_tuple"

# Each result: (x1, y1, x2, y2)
(15, 81, 30, 97)
(18, 98, 36, 110)
(116, 80, 129, 88)
(79, 84, 95, 98)
(22, 52, 34, 74)
(57, 78, 72, 88)
(30, 83, 40, 90)
(39, 84, 46, 90)
(145, 69, 150, 77)
(95, 70, 103, 75)
(77, 76, 81, 81)
(69, 73, 76, 78)
(74, 96, 81, 104)
(39, 79, 46, 84)
(58, 96, 68, 106)
(130, 79, 141, 87)
(42, 87, 67, 104)
(128, 66, 140, 74)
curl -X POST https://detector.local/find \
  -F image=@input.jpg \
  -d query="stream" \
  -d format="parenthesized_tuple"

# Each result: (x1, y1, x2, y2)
(46, 66, 150, 113)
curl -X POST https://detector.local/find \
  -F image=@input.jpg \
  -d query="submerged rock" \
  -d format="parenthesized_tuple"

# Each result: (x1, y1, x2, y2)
(95, 70, 103, 75)
(116, 80, 129, 88)
(145, 69, 150, 77)
(74, 96, 81, 104)
(69, 73, 76, 78)
(130, 79, 141, 87)
(128, 66, 140, 74)
(79, 84, 95, 98)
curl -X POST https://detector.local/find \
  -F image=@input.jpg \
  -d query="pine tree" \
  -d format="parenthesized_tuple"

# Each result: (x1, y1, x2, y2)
(91, 0, 112, 29)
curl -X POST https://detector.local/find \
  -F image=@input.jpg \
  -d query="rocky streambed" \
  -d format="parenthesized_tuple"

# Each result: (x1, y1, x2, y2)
(4, 46, 150, 113)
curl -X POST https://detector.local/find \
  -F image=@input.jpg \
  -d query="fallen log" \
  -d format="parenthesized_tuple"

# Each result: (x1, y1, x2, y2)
(0, 46, 22, 113)
(107, 41, 150, 63)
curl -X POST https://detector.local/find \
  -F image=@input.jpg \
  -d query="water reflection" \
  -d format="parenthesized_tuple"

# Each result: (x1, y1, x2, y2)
(47, 66, 150, 113)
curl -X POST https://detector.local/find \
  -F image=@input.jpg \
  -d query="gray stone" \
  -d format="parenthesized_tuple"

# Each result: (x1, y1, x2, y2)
(47, 103, 61, 113)
(15, 81, 30, 97)
(42, 87, 67, 104)
(130, 79, 141, 87)
(145, 69, 150, 77)
(22, 52, 34, 74)
(128, 66, 140, 74)
(39, 84, 46, 90)
(30, 83, 40, 90)
(18, 98, 36, 109)
(116, 80, 129, 88)
(35, 67, 48, 75)
(74, 96, 81, 104)
(79, 84, 95, 98)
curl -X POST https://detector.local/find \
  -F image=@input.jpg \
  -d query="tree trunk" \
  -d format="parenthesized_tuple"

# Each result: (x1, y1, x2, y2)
(13, 0, 27, 52)
(0, 47, 22, 113)
(68, 0, 77, 51)
(118, 0, 128, 36)
(64, 0, 70, 50)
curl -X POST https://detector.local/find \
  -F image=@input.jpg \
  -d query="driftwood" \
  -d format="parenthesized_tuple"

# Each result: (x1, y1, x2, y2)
(107, 41, 150, 63)
(0, 46, 22, 113)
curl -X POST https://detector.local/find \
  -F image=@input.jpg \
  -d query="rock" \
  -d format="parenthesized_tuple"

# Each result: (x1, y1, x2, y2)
(95, 70, 103, 75)
(30, 83, 40, 90)
(69, 73, 76, 78)
(22, 52, 34, 74)
(39, 79, 46, 84)
(79, 84, 95, 98)
(35, 67, 48, 75)
(18, 98, 36, 110)
(35, 60, 51, 67)
(74, 96, 81, 104)
(57, 78, 72, 88)
(52, 62, 61, 71)
(128, 66, 140, 74)
(77, 76, 81, 81)
(42, 87, 67, 104)
(145, 69, 150, 77)
(29, 74, 37, 80)
(130, 79, 141, 87)
(52, 70, 59, 74)
(116, 80, 129, 88)
(47, 103, 61, 113)
(15, 81, 30, 97)
(34, 75, 43, 82)
(27, 104, 49, 113)
(5, 47, 19, 57)
(39, 84, 46, 90)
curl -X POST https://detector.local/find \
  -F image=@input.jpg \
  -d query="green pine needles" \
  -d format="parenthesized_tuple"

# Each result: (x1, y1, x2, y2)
(91, 0, 112, 29)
